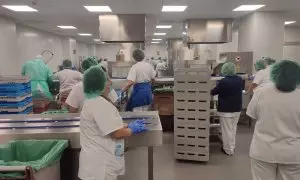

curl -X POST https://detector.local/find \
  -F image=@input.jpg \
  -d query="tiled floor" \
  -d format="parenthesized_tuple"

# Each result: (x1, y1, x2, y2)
(121, 125, 254, 180)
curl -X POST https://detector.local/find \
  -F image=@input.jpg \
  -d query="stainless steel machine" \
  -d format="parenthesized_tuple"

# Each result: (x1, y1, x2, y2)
(0, 112, 162, 180)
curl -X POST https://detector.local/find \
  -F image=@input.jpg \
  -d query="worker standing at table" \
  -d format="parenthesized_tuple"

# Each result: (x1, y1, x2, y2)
(54, 59, 83, 93)
(247, 59, 267, 93)
(122, 49, 156, 112)
(247, 60, 300, 180)
(78, 66, 147, 180)
(21, 56, 53, 99)
(211, 62, 243, 155)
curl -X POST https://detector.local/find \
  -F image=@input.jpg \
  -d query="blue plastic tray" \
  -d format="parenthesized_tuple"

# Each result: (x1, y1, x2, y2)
(0, 82, 31, 91)
(0, 97, 32, 108)
(0, 87, 31, 97)
(0, 106, 33, 114)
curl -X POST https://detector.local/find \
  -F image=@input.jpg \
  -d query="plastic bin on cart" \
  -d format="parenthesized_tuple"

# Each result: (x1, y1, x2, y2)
(0, 140, 68, 180)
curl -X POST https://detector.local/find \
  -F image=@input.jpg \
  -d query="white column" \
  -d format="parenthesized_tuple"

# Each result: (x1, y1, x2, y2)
(238, 12, 285, 63)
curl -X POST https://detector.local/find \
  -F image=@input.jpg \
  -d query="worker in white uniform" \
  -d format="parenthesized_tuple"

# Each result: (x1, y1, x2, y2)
(53, 59, 83, 102)
(247, 60, 300, 180)
(65, 57, 118, 113)
(211, 62, 243, 155)
(156, 59, 167, 77)
(122, 49, 156, 112)
(78, 66, 148, 180)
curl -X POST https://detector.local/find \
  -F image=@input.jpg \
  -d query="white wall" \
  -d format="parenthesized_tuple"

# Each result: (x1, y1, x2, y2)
(283, 27, 300, 63)
(0, 16, 18, 75)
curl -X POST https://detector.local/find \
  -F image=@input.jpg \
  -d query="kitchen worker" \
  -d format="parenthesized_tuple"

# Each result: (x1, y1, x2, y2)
(78, 66, 148, 180)
(21, 56, 53, 99)
(247, 59, 266, 93)
(65, 57, 118, 113)
(54, 59, 83, 93)
(247, 60, 300, 180)
(122, 49, 156, 111)
(211, 62, 243, 155)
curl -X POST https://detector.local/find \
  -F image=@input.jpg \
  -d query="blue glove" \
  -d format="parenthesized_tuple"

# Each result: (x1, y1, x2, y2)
(128, 120, 148, 134)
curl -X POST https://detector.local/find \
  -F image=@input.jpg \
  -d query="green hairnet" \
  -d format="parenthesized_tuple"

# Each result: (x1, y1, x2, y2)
(221, 62, 236, 76)
(264, 57, 276, 66)
(270, 60, 300, 92)
(132, 49, 145, 62)
(82, 57, 98, 71)
(83, 66, 107, 99)
(255, 59, 266, 71)
(63, 59, 72, 68)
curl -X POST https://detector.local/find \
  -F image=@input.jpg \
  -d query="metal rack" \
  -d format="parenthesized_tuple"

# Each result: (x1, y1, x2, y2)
(174, 67, 211, 161)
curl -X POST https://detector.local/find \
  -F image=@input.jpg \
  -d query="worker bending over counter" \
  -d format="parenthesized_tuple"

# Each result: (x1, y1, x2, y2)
(78, 66, 147, 180)
(66, 57, 118, 113)
(247, 60, 300, 180)
(121, 49, 156, 112)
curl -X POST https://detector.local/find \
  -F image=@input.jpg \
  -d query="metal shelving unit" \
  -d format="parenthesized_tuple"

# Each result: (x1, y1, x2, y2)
(174, 67, 211, 161)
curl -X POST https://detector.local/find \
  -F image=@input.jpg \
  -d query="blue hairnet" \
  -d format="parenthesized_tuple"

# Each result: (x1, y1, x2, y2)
(270, 60, 300, 92)
(82, 57, 98, 71)
(221, 62, 236, 76)
(255, 59, 266, 71)
(83, 66, 107, 99)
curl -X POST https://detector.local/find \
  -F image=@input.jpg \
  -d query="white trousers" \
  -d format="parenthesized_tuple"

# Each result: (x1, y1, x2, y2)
(251, 158, 300, 180)
(219, 112, 241, 155)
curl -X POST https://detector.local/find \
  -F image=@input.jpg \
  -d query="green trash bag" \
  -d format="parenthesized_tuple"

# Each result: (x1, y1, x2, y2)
(0, 140, 68, 177)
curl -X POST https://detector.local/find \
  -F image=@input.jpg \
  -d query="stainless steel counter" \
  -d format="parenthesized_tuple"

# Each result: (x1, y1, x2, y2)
(0, 112, 162, 180)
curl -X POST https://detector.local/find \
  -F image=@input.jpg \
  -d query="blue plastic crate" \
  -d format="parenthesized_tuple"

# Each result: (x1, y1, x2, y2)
(0, 106, 33, 114)
(0, 97, 32, 108)
(0, 87, 32, 97)
(0, 82, 31, 91)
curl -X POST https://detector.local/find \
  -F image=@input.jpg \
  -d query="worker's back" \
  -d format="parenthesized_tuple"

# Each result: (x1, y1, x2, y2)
(55, 69, 83, 92)
(128, 61, 156, 83)
(22, 59, 52, 81)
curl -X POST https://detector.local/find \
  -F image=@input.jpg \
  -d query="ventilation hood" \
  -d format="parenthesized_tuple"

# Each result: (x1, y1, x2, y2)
(99, 14, 146, 43)
(183, 19, 233, 44)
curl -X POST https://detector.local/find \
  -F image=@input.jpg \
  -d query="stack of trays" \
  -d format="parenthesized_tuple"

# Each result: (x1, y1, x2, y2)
(0, 76, 33, 114)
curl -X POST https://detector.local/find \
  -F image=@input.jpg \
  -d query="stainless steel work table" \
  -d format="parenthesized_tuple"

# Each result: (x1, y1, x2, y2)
(0, 111, 163, 180)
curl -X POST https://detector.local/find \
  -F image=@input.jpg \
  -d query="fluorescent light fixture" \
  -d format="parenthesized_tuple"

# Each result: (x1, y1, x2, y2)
(94, 39, 101, 42)
(152, 39, 162, 41)
(162, 6, 187, 12)
(2, 5, 38, 12)
(151, 42, 160, 44)
(156, 25, 172, 29)
(57, 26, 77, 29)
(154, 33, 166, 36)
(182, 32, 187, 35)
(233, 5, 265, 11)
(285, 21, 296, 25)
(84, 6, 112, 12)
(78, 33, 92, 36)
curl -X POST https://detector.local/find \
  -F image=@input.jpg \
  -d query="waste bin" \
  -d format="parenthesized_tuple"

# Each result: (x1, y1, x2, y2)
(0, 140, 68, 180)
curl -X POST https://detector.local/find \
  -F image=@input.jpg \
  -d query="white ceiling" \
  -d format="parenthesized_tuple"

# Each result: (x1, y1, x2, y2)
(0, 0, 300, 43)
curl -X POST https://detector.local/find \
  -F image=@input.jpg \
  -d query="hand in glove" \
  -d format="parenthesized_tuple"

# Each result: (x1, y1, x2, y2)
(128, 120, 148, 134)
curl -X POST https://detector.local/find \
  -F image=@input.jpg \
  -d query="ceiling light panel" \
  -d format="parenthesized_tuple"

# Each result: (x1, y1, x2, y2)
(285, 21, 296, 25)
(152, 39, 162, 41)
(233, 5, 265, 11)
(154, 33, 166, 36)
(57, 26, 77, 29)
(2, 5, 38, 12)
(162, 6, 187, 12)
(156, 25, 172, 29)
(151, 42, 160, 44)
(78, 33, 92, 36)
(84, 6, 112, 12)
(94, 39, 101, 42)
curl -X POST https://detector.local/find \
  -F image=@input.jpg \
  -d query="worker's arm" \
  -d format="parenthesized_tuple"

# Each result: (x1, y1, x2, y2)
(122, 80, 134, 92)
(247, 83, 258, 94)
(67, 105, 79, 113)
(211, 80, 222, 96)
(110, 127, 132, 139)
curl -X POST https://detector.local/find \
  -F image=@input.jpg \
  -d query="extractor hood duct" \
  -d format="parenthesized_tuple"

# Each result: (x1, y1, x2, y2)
(183, 19, 233, 44)
(99, 14, 146, 43)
